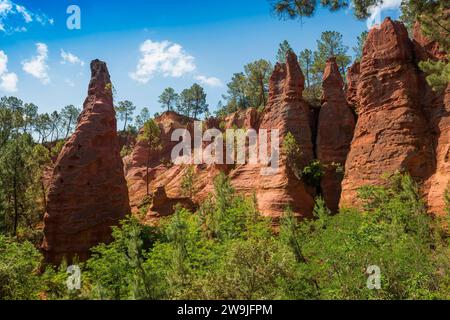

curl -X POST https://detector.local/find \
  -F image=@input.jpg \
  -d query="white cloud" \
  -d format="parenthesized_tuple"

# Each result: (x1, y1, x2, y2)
(64, 78, 75, 87)
(15, 4, 32, 23)
(367, 0, 402, 29)
(60, 49, 85, 66)
(22, 43, 50, 84)
(0, 0, 13, 15)
(195, 75, 223, 88)
(1, 72, 18, 92)
(0, 50, 7, 75)
(0, 0, 53, 33)
(0, 50, 18, 92)
(130, 40, 196, 83)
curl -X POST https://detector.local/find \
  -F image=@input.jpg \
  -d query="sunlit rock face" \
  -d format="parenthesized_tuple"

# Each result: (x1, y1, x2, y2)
(316, 57, 355, 212)
(340, 18, 436, 208)
(125, 51, 316, 221)
(42, 60, 130, 264)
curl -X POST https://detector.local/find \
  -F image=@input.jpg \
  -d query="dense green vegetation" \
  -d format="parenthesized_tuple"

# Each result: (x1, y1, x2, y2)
(0, 97, 76, 239)
(1, 172, 448, 300)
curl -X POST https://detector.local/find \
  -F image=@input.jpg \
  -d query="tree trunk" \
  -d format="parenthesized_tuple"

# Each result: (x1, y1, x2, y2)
(259, 79, 266, 106)
(65, 116, 72, 139)
(123, 113, 128, 132)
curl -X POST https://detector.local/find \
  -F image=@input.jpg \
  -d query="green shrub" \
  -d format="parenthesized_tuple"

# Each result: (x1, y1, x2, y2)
(0, 235, 42, 300)
(301, 160, 325, 187)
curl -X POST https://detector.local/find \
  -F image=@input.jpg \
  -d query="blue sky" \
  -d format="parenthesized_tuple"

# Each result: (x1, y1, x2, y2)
(0, 0, 401, 123)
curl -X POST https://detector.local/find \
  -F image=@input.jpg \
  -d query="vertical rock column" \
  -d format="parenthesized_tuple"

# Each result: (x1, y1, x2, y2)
(316, 58, 355, 212)
(340, 18, 435, 208)
(413, 22, 450, 217)
(257, 51, 315, 218)
(42, 60, 131, 264)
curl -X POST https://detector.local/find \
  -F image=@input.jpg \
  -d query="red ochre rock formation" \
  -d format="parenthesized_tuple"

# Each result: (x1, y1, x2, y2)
(227, 50, 316, 219)
(42, 60, 131, 264)
(124, 19, 448, 221)
(317, 58, 355, 212)
(346, 62, 360, 109)
(412, 22, 450, 218)
(340, 18, 436, 208)
(125, 51, 315, 220)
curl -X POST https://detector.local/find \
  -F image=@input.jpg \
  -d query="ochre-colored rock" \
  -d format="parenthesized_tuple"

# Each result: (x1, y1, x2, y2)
(413, 22, 450, 217)
(317, 58, 355, 212)
(412, 21, 447, 61)
(346, 62, 360, 109)
(125, 51, 315, 220)
(240, 50, 315, 218)
(124, 112, 196, 211)
(340, 18, 435, 208)
(42, 60, 131, 264)
(425, 85, 450, 217)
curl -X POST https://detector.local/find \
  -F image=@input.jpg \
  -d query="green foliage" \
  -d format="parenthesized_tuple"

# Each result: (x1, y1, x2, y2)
(1, 171, 449, 300)
(277, 40, 293, 63)
(115, 100, 137, 132)
(134, 107, 151, 129)
(353, 31, 368, 61)
(0, 235, 42, 300)
(120, 145, 133, 158)
(60, 105, 81, 139)
(271, 0, 382, 21)
(138, 119, 162, 196)
(283, 134, 325, 187)
(196, 238, 293, 300)
(419, 59, 450, 92)
(301, 160, 325, 188)
(158, 87, 179, 112)
(0, 134, 49, 238)
(181, 165, 195, 198)
(221, 60, 272, 115)
(138, 119, 161, 147)
(244, 59, 273, 108)
(283, 132, 304, 180)
(297, 173, 449, 299)
(86, 217, 161, 300)
(51, 140, 66, 159)
(313, 31, 351, 79)
(298, 49, 314, 88)
(221, 72, 250, 112)
(177, 84, 209, 119)
(402, 0, 449, 91)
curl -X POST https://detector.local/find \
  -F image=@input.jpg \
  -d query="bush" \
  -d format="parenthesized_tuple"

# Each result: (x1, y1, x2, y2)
(0, 235, 42, 300)
(301, 160, 325, 188)
(285, 173, 450, 299)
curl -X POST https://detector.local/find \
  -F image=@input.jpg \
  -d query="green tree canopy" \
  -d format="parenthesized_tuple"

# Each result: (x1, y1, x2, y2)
(277, 40, 294, 63)
(115, 100, 136, 132)
(61, 105, 81, 139)
(313, 31, 351, 78)
(158, 87, 179, 112)
(135, 107, 151, 129)
(353, 31, 368, 62)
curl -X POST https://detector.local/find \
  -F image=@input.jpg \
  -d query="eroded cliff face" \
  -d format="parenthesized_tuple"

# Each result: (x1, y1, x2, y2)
(346, 62, 360, 109)
(38, 18, 449, 264)
(317, 58, 355, 212)
(413, 21, 450, 218)
(125, 51, 316, 220)
(251, 50, 315, 218)
(340, 18, 436, 208)
(42, 60, 131, 264)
